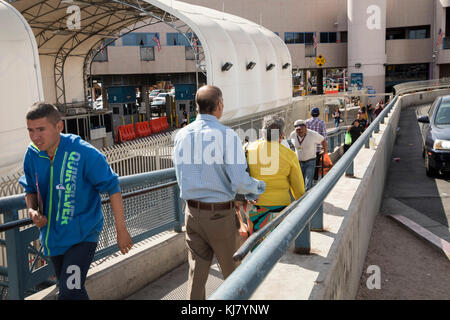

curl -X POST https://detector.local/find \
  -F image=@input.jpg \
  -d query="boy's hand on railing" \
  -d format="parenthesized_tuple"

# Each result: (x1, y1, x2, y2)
(28, 209, 47, 228)
(116, 227, 133, 255)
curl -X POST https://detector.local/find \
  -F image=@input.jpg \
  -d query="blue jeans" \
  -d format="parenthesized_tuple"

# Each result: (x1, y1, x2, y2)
(300, 159, 316, 191)
(50, 242, 97, 300)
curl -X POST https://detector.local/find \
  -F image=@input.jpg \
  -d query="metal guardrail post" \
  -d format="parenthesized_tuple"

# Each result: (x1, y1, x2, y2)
(293, 222, 311, 254)
(365, 132, 370, 149)
(4, 210, 25, 300)
(345, 160, 354, 176)
(310, 203, 323, 231)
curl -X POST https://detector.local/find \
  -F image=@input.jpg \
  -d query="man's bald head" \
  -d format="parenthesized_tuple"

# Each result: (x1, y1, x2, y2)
(195, 85, 223, 114)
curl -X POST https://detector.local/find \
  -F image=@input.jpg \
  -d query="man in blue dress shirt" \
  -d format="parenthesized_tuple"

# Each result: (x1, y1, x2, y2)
(173, 85, 266, 300)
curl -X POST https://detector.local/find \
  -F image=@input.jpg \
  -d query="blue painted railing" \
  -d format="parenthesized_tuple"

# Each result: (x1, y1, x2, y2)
(209, 96, 398, 299)
(0, 168, 183, 300)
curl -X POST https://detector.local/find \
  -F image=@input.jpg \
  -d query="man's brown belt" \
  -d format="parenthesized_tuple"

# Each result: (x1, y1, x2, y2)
(187, 200, 233, 211)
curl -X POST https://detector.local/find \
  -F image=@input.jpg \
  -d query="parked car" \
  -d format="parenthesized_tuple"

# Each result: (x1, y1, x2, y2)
(417, 95, 450, 176)
(151, 92, 170, 111)
(93, 96, 103, 110)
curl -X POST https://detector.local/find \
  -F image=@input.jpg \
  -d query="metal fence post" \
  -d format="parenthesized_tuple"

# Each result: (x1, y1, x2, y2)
(310, 203, 323, 231)
(294, 222, 310, 254)
(173, 185, 184, 232)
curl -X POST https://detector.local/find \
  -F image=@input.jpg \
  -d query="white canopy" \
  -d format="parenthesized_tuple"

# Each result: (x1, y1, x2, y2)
(0, 1, 44, 176)
(144, 0, 293, 121)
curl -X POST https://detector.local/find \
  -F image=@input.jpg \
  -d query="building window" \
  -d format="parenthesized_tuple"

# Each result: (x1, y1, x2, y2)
(122, 32, 160, 46)
(284, 32, 305, 44)
(385, 63, 429, 92)
(140, 46, 155, 61)
(340, 31, 347, 43)
(305, 32, 314, 44)
(320, 32, 337, 43)
(408, 26, 430, 39)
(305, 44, 315, 57)
(185, 46, 195, 60)
(386, 26, 430, 40)
(167, 32, 193, 46)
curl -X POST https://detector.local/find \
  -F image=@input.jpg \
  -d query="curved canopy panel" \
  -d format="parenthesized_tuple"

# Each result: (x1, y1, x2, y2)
(0, 1, 44, 175)
(143, 0, 293, 121)
(7, 0, 292, 121)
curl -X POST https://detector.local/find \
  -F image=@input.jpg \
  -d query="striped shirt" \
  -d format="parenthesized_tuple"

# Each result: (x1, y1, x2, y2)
(173, 113, 266, 202)
(306, 117, 327, 153)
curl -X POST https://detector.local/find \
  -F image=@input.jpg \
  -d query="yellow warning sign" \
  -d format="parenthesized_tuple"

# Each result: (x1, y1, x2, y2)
(315, 54, 326, 67)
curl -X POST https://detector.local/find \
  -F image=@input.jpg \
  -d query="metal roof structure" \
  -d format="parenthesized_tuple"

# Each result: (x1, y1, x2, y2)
(6, 0, 292, 121)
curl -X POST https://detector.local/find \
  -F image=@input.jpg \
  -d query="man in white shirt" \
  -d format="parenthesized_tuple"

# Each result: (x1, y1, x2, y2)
(289, 119, 325, 191)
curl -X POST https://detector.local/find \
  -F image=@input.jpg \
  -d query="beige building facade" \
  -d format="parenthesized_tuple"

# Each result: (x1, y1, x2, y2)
(92, 0, 450, 93)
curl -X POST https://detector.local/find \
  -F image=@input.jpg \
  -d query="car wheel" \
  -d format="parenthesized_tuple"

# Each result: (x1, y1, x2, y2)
(425, 152, 438, 177)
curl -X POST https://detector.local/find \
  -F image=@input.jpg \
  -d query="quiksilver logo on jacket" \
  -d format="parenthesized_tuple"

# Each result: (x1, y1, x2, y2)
(61, 151, 80, 225)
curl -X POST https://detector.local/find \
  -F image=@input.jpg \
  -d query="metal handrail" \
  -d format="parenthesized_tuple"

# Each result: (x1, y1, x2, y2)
(209, 95, 399, 300)
(0, 167, 182, 300)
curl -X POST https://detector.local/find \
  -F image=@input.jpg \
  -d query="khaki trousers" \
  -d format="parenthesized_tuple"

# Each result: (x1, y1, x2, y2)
(185, 203, 240, 300)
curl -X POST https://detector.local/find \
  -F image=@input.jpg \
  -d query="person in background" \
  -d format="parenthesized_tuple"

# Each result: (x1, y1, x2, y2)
(173, 85, 266, 300)
(356, 110, 367, 132)
(344, 119, 363, 153)
(306, 107, 328, 181)
(20, 102, 133, 300)
(245, 115, 305, 233)
(367, 103, 374, 123)
(332, 107, 342, 128)
(290, 119, 325, 191)
(374, 100, 384, 118)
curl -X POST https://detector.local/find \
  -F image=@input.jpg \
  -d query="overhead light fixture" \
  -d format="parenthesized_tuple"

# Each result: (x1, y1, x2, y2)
(282, 62, 290, 69)
(266, 63, 275, 71)
(222, 62, 233, 72)
(246, 61, 256, 70)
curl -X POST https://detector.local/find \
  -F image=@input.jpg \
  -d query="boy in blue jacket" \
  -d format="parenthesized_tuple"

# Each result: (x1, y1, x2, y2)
(19, 102, 133, 300)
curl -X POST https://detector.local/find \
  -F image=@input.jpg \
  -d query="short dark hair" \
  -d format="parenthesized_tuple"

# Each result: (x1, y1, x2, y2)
(262, 115, 285, 141)
(26, 102, 62, 125)
(196, 85, 222, 114)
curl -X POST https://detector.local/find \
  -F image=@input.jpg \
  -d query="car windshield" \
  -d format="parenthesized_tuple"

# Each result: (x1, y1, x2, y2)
(434, 101, 450, 125)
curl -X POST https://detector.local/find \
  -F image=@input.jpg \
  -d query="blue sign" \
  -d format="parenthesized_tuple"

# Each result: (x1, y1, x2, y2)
(350, 73, 363, 89)
(174, 84, 196, 100)
(367, 86, 376, 97)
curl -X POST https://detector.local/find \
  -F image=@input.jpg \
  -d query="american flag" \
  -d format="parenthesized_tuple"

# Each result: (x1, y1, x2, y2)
(153, 33, 161, 51)
(436, 28, 444, 47)
(193, 36, 198, 54)
(313, 33, 318, 49)
(99, 42, 105, 55)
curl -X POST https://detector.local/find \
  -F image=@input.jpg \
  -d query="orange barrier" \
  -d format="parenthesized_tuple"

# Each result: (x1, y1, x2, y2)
(150, 118, 162, 133)
(118, 124, 136, 142)
(135, 121, 152, 137)
(160, 116, 169, 130)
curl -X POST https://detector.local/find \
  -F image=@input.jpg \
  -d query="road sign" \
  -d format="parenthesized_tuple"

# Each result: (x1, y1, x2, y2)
(315, 54, 326, 67)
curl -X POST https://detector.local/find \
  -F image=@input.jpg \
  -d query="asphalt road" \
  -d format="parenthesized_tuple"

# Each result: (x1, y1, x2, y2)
(356, 103, 450, 300)
(384, 103, 450, 228)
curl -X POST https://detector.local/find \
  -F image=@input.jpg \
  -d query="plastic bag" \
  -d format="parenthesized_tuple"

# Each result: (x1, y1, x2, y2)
(345, 132, 352, 145)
